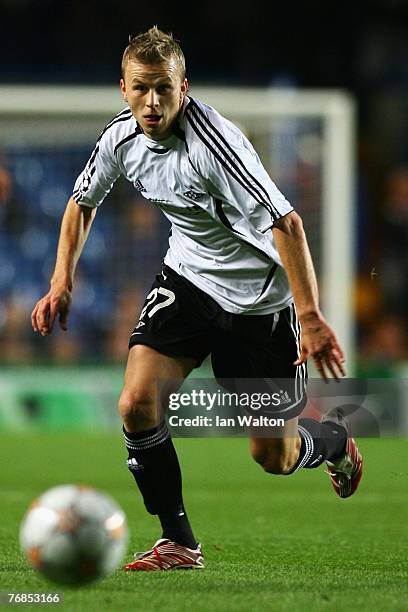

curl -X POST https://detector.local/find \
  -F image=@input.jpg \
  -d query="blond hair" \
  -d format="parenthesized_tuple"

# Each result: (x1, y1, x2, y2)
(121, 26, 186, 79)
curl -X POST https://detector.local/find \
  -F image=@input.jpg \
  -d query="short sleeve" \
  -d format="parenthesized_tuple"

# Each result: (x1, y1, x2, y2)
(186, 100, 293, 233)
(72, 129, 121, 208)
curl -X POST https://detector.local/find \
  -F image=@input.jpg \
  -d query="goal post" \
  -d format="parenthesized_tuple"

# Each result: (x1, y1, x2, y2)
(0, 85, 356, 368)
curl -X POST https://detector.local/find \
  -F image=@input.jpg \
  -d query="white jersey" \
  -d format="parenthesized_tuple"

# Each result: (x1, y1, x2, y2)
(72, 96, 294, 315)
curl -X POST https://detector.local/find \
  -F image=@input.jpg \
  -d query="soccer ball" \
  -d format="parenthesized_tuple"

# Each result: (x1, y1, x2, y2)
(20, 485, 128, 585)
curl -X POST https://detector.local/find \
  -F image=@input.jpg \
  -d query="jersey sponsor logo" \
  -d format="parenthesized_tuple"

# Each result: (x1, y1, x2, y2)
(135, 179, 147, 192)
(148, 197, 174, 204)
(183, 189, 205, 201)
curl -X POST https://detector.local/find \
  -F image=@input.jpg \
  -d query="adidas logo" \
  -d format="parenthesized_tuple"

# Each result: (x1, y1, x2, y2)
(127, 458, 144, 471)
(278, 390, 292, 405)
(135, 179, 147, 192)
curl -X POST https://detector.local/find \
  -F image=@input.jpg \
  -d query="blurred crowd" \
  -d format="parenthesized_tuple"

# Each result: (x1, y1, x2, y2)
(356, 166, 408, 375)
(0, 148, 169, 366)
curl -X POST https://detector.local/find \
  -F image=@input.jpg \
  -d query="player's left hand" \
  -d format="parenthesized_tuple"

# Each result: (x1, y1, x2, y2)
(294, 313, 346, 381)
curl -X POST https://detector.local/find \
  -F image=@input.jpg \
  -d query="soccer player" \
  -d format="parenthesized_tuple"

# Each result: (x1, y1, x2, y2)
(31, 27, 363, 571)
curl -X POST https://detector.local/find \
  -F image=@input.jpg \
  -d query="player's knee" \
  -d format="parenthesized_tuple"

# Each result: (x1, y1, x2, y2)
(118, 388, 157, 431)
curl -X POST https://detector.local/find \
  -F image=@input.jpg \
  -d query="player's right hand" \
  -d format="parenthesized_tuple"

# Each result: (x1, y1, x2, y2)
(294, 313, 346, 382)
(31, 287, 72, 336)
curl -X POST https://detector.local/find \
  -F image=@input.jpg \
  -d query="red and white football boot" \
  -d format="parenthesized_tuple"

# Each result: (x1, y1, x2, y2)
(323, 410, 363, 499)
(124, 538, 204, 571)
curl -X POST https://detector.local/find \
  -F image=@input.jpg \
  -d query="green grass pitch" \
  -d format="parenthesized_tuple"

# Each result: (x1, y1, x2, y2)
(0, 433, 407, 611)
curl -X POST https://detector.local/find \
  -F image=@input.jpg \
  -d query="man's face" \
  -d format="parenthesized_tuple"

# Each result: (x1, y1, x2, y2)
(120, 58, 188, 140)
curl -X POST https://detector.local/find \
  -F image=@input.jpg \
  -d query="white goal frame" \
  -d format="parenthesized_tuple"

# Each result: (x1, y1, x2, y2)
(0, 85, 356, 367)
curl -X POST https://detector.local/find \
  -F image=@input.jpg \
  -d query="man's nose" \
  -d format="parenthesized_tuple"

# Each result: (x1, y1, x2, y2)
(146, 89, 159, 107)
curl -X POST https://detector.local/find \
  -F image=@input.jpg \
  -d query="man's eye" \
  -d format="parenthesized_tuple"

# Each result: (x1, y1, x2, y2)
(133, 85, 146, 92)
(157, 85, 171, 93)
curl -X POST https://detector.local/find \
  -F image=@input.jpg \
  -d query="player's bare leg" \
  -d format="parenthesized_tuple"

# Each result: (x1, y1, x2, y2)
(250, 413, 362, 494)
(249, 417, 302, 475)
(118, 345, 203, 571)
(118, 344, 195, 432)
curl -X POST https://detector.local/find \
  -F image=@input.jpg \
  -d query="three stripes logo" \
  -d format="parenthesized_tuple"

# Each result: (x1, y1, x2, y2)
(185, 99, 281, 223)
(278, 389, 292, 405)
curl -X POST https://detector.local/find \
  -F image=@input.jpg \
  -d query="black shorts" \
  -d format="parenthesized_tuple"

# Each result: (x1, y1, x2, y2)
(129, 265, 307, 419)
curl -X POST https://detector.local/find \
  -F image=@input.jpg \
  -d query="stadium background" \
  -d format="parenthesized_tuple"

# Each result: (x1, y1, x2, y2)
(0, 2, 407, 610)
(1, 0, 407, 428)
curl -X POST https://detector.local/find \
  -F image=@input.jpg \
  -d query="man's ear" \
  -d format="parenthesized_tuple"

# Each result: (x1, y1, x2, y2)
(180, 78, 189, 102)
(120, 78, 127, 101)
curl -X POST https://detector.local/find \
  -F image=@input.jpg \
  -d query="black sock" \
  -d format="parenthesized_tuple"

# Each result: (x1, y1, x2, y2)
(285, 417, 347, 474)
(123, 422, 197, 549)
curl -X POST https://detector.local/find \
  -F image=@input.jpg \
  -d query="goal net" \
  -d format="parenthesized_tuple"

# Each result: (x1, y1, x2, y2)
(0, 85, 355, 372)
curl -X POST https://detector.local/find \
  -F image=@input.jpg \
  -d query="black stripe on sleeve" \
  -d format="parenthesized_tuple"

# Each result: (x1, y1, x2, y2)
(78, 111, 133, 183)
(73, 109, 134, 201)
(187, 105, 272, 212)
(86, 145, 100, 169)
(189, 100, 282, 219)
(189, 102, 269, 205)
(190, 100, 282, 218)
(107, 107, 132, 123)
(187, 105, 279, 220)
(186, 110, 277, 220)
(98, 113, 133, 141)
